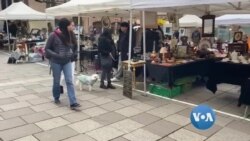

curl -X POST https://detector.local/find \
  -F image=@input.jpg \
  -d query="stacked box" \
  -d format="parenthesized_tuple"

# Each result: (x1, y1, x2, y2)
(180, 83, 193, 93)
(174, 76, 197, 93)
(174, 76, 197, 86)
(149, 84, 181, 98)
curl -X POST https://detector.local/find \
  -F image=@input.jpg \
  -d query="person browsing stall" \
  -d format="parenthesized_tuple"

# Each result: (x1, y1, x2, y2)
(98, 29, 116, 89)
(111, 22, 135, 81)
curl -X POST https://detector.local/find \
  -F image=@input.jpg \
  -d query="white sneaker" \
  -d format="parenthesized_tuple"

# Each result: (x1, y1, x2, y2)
(112, 68, 118, 74)
(111, 77, 120, 82)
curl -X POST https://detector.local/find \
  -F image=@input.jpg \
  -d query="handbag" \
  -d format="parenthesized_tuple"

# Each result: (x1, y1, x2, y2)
(7, 57, 16, 64)
(60, 85, 64, 94)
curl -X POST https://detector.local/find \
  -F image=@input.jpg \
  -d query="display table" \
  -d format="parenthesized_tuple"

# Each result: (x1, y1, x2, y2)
(122, 60, 146, 88)
(147, 59, 214, 87)
(206, 61, 250, 106)
(15, 39, 45, 62)
(80, 48, 98, 62)
(227, 43, 247, 54)
(79, 48, 98, 72)
(0, 38, 16, 51)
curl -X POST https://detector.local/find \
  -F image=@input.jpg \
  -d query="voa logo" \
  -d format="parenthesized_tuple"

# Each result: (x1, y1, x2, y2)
(190, 105, 216, 130)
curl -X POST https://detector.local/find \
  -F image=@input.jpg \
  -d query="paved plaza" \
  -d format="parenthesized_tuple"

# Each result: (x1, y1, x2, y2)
(0, 51, 250, 141)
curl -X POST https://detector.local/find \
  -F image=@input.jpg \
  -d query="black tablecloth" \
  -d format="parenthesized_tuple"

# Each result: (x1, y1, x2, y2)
(146, 58, 250, 106)
(147, 59, 214, 87)
(241, 78, 250, 106)
(206, 62, 250, 106)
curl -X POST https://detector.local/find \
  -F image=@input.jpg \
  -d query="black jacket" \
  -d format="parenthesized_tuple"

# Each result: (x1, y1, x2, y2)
(45, 31, 77, 64)
(141, 29, 160, 53)
(98, 36, 113, 57)
(117, 30, 136, 61)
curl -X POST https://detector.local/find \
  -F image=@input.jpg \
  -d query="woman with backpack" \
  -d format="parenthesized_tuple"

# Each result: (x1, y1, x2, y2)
(45, 18, 80, 110)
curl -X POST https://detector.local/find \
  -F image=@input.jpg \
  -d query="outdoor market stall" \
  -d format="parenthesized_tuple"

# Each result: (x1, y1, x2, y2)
(130, 1, 250, 118)
(206, 61, 250, 106)
(46, 0, 132, 73)
(131, 0, 250, 95)
(0, 1, 54, 62)
(46, 0, 250, 106)
(147, 58, 214, 87)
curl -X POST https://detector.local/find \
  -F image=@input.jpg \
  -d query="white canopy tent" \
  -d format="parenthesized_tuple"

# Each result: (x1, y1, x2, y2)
(163, 15, 202, 39)
(132, 0, 248, 8)
(45, 0, 131, 16)
(131, 0, 250, 17)
(0, 1, 54, 20)
(0, 1, 54, 52)
(165, 15, 202, 27)
(179, 15, 202, 27)
(216, 14, 250, 25)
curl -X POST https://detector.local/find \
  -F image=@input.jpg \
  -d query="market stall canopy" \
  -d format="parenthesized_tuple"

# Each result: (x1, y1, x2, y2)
(164, 15, 202, 27)
(45, 0, 131, 17)
(131, 0, 250, 16)
(0, 1, 54, 20)
(179, 15, 202, 27)
(216, 14, 250, 25)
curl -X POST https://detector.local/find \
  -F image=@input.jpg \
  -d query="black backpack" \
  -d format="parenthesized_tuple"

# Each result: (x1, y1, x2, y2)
(7, 57, 16, 64)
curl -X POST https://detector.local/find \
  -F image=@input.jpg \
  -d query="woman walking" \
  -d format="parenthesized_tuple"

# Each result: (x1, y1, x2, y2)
(45, 18, 80, 110)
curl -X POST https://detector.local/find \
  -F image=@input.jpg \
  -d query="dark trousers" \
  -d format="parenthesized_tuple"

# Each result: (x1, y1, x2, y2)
(100, 55, 112, 84)
(101, 67, 112, 84)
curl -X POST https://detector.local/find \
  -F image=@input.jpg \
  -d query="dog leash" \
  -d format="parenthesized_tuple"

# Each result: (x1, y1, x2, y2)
(110, 53, 116, 61)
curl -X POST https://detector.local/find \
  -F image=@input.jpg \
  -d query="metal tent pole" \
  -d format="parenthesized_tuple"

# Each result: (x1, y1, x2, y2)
(77, 15, 81, 73)
(6, 20, 11, 52)
(128, 9, 133, 70)
(142, 10, 147, 96)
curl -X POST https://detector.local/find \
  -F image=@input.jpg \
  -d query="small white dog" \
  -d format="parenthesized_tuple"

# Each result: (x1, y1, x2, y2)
(76, 74, 99, 91)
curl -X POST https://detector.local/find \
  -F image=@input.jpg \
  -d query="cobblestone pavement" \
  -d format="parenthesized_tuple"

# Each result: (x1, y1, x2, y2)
(0, 51, 250, 141)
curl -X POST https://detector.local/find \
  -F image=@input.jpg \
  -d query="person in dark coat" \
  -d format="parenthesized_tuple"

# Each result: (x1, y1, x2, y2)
(117, 22, 136, 61)
(142, 29, 160, 53)
(4, 21, 17, 37)
(98, 29, 116, 89)
(9, 21, 17, 37)
(111, 22, 135, 81)
(3, 21, 9, 34)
